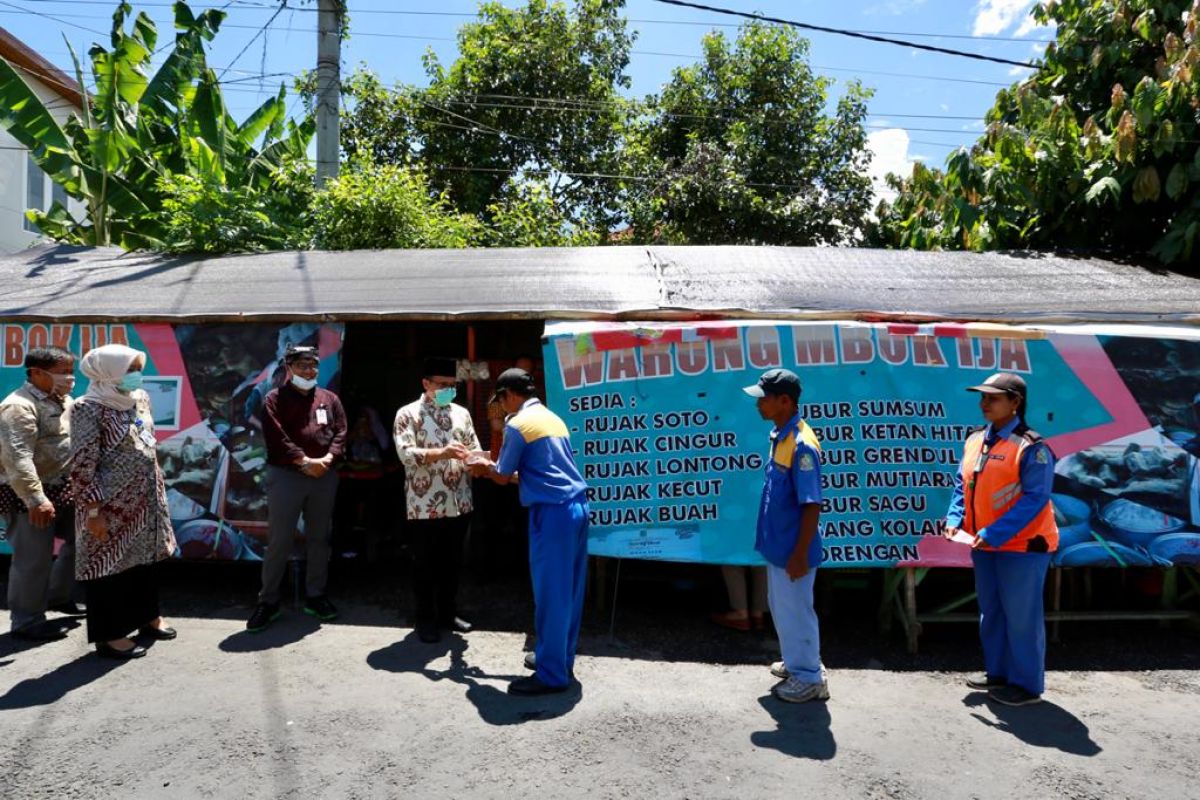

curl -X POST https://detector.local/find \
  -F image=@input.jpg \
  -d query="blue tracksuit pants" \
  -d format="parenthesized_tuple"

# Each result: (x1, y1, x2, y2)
(971, 549, 1051, 695)
(529, 498, 589, 688)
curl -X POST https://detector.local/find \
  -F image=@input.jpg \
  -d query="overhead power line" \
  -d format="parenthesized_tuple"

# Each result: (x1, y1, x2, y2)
(216, 1, 285, 80)
(648, 0, 1039, 68)
(22, 1, 1054, 42)
(8, 55, 991, 144)
(6, 8, 1018, 88)
(0, 0, 105, 34)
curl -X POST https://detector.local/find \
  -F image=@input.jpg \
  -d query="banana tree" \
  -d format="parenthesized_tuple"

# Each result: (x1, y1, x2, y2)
(0, 1, 313, 249)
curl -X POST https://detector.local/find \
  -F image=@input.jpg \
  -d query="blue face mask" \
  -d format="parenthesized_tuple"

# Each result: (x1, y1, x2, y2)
(117, 371, 143, 392)
(434, 386, 457, 407)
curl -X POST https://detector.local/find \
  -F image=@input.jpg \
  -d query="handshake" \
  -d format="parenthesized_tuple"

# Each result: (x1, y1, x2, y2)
(435, 442, 496, 478)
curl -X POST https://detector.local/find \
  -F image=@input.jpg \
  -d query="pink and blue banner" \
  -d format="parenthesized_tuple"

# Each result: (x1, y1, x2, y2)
(0, 322, 344, 560)
(543, 321, 1200, 568)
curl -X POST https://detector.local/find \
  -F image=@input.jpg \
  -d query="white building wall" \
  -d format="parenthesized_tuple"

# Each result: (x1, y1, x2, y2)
(0, 67, 85, 254)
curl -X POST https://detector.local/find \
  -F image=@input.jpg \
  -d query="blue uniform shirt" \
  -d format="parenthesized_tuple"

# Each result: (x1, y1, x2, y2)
(944, 416, 1056, 547)
(496, 398, 588, 507)
(755, 413, 824, 569)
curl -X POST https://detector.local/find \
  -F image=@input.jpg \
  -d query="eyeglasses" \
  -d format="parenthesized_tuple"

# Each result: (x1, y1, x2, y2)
(428, 379, 457, 389)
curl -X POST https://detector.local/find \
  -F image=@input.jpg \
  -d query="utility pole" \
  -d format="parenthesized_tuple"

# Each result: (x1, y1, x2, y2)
(315, 0, 342, 188)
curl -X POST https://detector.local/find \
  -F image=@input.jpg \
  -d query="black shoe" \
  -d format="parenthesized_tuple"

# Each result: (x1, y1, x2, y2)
(139, 625, 178, 641)
(988, 685, 1043, 707)
(49, 601, 87, 617)
(96, 641, 147, 660)
(417, 626, 441, 644)
(508, 675, 570, 696)
(12, 621, 69, 642)
(440, 616, 472, 634)
(965, 673, 1007, 690)
(247, 602, 281, 633)
(304, 595, 339, 622)
(521, 652, 574, 680)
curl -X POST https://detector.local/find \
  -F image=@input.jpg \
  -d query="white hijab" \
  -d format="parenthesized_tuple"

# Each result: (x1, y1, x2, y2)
(79, 344, 144, 411)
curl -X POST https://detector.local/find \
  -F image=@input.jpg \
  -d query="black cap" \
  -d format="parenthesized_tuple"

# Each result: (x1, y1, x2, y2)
(966, 372, 1027, 398)
(489, 368, 537, 404)
(284, 344, 319, 364)
(743, 368, 801, 402)
(423, 357, 458, 379)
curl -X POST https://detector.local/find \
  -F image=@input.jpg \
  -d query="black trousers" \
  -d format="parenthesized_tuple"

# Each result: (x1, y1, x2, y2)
(407, 514, 470, 629)
(83, 562, 161, 643)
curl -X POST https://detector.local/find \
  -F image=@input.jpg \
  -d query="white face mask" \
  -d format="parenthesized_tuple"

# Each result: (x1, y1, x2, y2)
(291, 374, 318, 391)
(38, 370, 76, 396)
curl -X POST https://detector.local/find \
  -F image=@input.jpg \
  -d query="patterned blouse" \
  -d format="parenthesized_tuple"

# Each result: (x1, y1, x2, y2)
(393, 396, 482, 520)
(70, 391, 176, 581)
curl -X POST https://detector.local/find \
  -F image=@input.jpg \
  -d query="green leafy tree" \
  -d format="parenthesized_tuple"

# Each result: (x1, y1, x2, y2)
(622, 22, 874, 245)
(310, 161, 483, 249)
(873, 0, 1200, 269)
(157, 160, 314, 253)
(483, 180, 601, 246)
(335, 68, 421, 168)
(0, 1, 312, 250)
(329, 0, 633, 231)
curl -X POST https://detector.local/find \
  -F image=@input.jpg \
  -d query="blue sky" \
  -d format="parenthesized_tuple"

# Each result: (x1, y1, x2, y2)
(1, 0, 1051, 190)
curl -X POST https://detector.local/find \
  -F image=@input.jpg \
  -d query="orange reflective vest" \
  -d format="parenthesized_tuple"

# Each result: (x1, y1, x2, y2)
(959, 426, 1058, 553)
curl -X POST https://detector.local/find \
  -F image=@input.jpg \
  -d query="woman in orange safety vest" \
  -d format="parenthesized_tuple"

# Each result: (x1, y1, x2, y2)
(943, 372, 1058, 707)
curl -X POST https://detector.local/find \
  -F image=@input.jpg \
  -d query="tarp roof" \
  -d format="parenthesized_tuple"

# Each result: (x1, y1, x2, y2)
(1, 244, 1198, 325)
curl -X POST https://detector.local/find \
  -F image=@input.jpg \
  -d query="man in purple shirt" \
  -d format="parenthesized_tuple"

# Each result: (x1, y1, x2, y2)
(247, 345, 347, 632)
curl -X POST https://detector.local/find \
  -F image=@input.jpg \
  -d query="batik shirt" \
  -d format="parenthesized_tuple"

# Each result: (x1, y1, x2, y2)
(70, 391, 176, 581)
(393, 395, 482, 520)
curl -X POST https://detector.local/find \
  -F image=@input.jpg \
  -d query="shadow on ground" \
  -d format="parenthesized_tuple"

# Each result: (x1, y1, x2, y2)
(963, 692, 1103, 756)
(366, 631, 582, 725)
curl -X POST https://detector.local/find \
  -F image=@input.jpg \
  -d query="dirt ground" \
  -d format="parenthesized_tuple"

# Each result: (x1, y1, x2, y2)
(2, 559, 1199, 800)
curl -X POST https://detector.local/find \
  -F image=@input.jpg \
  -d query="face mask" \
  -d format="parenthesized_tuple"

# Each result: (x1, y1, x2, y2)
(291, 374, 317, 391)
(434, 386, 457, 407)
(117, 371, 143, 392)
(51, 374, 76, 395)
(38, 370, 75, 395)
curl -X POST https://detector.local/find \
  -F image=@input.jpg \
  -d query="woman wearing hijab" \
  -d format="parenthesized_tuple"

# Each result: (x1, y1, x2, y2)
(943, 372, 1059, 706)
(70, 344, 177, 659)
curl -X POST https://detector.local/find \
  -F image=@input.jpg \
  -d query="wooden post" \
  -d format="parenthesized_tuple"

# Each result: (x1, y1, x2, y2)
(1049, 567, 1062, 643)
(904, 567, 921, 654)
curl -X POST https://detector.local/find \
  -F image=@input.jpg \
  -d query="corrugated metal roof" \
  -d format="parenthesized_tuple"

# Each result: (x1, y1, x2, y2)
(649, 247, 1200, 324)
(1, 244, 1197, 325)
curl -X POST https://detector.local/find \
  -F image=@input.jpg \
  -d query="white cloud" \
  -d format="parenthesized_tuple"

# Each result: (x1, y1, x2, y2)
(972, 0, 1035, 37)
(1014, 13, 1053, 38)
(867, 128, 916, 205)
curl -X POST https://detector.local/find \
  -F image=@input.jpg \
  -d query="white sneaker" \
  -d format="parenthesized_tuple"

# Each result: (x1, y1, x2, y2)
(772, 676, 830, 703)
(770, 662, 827, 681)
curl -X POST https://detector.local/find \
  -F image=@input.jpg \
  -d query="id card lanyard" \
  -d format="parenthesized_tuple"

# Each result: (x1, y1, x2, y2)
(134, 416, 156, 447)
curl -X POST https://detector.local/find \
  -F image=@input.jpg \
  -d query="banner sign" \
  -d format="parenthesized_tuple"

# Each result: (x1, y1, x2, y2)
(0, 322, 343, 561)
(543, 321, 1200, 568)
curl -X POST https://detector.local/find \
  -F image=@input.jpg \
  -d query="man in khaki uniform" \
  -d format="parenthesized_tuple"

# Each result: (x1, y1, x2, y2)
(0, 346, 83, 641)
